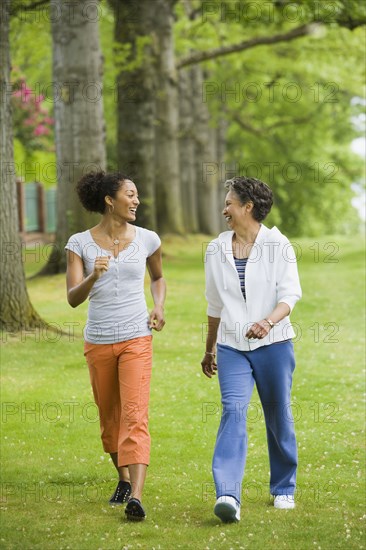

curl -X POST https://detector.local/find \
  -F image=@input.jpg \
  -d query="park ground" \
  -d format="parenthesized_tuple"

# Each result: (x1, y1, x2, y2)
(1, 234, 365, 549)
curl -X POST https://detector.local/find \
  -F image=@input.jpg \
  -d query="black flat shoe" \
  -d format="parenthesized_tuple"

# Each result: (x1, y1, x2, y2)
(109, 481, 131, 505)
(125, 498, 146, 521)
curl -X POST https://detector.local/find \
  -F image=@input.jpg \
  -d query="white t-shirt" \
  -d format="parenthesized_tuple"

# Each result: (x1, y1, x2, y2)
(65, 226, 161, 344)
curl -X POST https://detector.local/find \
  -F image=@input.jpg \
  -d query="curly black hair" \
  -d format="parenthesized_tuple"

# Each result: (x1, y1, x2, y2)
(76, 171, 132, 214)
(225, 176, 273, 222)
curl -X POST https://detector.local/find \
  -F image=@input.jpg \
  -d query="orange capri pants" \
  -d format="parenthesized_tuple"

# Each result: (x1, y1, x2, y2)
(84, 335, 153, 467)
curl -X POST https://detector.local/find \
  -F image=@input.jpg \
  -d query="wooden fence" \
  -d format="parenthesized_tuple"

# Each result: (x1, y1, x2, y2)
(17, 179, 56, 234)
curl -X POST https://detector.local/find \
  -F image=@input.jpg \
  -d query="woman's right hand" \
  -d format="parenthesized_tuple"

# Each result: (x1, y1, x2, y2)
(201, 353, 217, 378)
(92, 256, 111, 280)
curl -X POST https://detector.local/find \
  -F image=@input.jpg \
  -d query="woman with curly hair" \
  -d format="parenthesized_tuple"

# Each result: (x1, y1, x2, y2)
(65, 172, 166, 521)
(201, 176, 302, 522)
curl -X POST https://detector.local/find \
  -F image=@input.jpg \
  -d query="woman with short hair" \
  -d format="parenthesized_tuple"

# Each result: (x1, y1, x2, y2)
(201, 176, 302, 522)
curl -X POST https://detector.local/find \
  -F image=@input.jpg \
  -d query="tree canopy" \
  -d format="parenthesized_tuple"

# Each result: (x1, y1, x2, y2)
(9, 0, 366, 237)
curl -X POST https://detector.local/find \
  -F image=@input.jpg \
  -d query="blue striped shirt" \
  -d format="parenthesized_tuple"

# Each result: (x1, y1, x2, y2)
(234, 256, 248, 300)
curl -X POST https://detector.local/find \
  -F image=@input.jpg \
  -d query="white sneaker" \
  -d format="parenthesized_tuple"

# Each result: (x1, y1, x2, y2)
(214, 496, 241, 522)
(273, 495, 295, 509)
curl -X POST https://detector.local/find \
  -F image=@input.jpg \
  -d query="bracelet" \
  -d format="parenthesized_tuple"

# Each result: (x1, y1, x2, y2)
(205, 351, 216, 356)
(265, 318, 274, 328)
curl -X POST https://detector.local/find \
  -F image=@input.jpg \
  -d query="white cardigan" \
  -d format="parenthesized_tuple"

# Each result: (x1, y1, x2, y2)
(204, 224, 302, 351)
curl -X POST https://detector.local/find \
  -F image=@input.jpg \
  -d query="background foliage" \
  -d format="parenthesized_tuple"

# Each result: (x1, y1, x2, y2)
(9, 0, 365, 236)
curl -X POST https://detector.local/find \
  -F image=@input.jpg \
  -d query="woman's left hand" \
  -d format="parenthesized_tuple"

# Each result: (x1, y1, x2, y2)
(246, 319, 272, 340)
(149, 305, 165, 331)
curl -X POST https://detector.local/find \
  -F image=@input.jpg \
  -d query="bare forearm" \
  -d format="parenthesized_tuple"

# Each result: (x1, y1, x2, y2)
(267, 302, 291, 324)
(68, 273, 97, 307)
(150, 277, 166, 307)
(205, 315, 220, 353)
(246, 302, 291, 339)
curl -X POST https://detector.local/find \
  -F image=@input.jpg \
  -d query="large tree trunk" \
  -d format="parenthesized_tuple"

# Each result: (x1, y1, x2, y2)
(154, 0, 184, 234)
(112, 0, 184, 234)
(111, 0, 157, 230)
(178, 68, 198, 232)
(0, 0, 44, 331)
(42, 0, 106, 274)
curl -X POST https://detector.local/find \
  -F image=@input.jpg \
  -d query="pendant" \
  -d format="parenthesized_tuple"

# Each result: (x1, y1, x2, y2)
(113, 239, 119, 245)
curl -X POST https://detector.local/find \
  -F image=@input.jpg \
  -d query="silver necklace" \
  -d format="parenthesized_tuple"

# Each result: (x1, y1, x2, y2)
(112, 238, 119, 245)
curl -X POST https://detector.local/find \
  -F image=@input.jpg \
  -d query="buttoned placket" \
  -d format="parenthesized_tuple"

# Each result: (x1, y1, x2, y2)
(111, 256, 119, 297)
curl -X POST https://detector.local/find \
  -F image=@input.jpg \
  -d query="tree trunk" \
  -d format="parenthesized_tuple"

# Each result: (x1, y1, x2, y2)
(178, 68, 198, 232)
(0, 0, 44, 331)
(154, 0, 184, 234)
(42, 0, 106, 274)
(191, 66, 220, 235)
(216, 116, 229, 233)
(111, 0, 157, 230)
(112, 0, 184, 234)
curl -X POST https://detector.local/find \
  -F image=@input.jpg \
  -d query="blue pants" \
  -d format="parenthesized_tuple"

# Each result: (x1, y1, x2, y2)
(213, 341, 297, 503)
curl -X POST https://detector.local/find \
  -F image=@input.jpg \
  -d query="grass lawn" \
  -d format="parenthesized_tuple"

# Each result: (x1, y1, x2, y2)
(1, 234, 365, 549)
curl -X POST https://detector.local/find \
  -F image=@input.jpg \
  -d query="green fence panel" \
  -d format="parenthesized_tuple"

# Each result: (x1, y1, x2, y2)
(46, 188, 56, 233)
(25, 183, 39, 231)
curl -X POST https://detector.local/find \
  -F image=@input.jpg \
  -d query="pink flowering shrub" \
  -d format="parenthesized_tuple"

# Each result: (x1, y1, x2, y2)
(11, 67, 54, 153)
